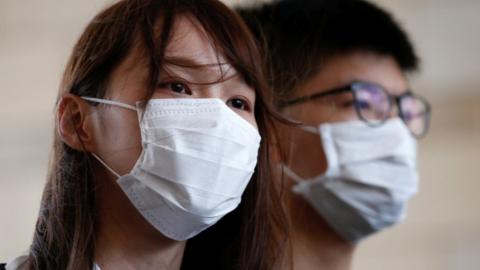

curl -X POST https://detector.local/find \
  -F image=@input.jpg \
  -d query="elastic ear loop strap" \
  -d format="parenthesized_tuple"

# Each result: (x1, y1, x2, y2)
(281, 164, 304, 183)
(81, 96, 133, 178)
(281, 123, 319, 184)
(81, 96, 137, 111)
(90, 153, 121, 178)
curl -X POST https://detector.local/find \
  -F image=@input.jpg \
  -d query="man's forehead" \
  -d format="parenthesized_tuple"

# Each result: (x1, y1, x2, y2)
(298, 51, 408, 97)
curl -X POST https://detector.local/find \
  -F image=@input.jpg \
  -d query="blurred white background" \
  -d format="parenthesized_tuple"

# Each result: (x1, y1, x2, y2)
(0, 0, 479, 269)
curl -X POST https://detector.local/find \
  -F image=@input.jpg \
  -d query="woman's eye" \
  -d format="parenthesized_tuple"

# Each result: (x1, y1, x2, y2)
(227, 98, 251, 111)
(158, 81, 192, 95)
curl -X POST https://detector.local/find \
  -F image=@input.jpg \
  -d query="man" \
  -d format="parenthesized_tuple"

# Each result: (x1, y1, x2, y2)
(237, 0, 431, 269)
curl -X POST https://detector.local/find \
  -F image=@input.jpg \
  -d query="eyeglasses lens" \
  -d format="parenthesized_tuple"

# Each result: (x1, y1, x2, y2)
(353, 83, 391, 125)
(400, 95, 429, 137)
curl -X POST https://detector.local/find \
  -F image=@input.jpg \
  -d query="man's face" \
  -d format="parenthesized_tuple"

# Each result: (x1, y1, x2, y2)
(281, 50, 408, 179)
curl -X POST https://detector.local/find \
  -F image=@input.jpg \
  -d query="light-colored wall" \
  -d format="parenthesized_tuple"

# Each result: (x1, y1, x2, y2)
(1, 1, 478, 269)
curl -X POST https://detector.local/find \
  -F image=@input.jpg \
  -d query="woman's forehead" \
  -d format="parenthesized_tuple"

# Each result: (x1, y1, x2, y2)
(106, 14, 243, 100)
(165, 15, 232, 71)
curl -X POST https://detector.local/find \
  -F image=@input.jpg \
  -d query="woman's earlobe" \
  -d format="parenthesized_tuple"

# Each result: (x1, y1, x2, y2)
(57, 94, 94, 151)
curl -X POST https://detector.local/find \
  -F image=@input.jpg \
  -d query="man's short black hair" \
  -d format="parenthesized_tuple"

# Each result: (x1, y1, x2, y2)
(237, 0, 419, 105)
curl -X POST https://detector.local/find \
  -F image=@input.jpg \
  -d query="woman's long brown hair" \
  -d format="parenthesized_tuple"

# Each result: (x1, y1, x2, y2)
(29, 0, 287, 269)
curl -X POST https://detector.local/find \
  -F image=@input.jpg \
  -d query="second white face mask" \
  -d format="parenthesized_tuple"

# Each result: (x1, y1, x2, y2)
(283, 118, 418, 243)
(83, 97, 261, 241)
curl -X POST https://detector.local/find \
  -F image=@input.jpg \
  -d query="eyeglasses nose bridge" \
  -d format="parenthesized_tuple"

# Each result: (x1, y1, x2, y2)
(388, 97, 402, 119)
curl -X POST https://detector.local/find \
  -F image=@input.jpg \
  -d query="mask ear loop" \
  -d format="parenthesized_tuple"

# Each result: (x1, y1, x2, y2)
(81, 96, 137, 111)
(90, 153, 121, 178)
(80, 96, 140, 178)
(282, 124, 332, 183)
(282, 115, 302, 184)
(299, 125, 319, 134)
(281, 109, 319, 184)
(281, 164, 304, 184)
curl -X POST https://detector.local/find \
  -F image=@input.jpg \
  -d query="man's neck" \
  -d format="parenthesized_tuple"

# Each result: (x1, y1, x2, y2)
(286, 192, 356, 270)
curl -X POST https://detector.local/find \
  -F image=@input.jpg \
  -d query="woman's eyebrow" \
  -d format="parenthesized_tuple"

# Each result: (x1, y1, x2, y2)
(225, 74, 256, 95)
(162, 56, 247, 86)
(164, 56, 229, 69)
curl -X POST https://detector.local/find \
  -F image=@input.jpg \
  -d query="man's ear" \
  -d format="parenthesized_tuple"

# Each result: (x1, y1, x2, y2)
(56, 93, 95, 151)
(268, 119, 292, 164)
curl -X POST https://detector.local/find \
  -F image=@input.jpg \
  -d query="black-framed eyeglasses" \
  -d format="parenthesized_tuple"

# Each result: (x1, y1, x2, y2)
(283, 81, 432, 138)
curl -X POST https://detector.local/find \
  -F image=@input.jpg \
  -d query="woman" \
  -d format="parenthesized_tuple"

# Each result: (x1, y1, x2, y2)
(3, 0, 286, 269)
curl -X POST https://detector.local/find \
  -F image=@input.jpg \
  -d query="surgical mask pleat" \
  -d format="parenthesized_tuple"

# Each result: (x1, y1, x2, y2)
(135, 144, 254, 198)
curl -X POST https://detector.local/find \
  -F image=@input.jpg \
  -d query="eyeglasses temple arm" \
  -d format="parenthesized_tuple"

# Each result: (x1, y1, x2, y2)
(283, 86, 352, 107)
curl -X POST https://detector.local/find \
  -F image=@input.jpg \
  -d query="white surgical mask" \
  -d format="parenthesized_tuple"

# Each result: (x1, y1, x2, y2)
(283, 118, 418, 243)
(82, 97, 261, 241)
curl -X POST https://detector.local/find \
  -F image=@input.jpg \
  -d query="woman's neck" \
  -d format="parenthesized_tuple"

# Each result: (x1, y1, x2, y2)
(94, 170, 186, 270)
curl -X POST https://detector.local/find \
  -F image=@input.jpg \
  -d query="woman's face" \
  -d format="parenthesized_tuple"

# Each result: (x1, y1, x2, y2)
(89, 15, 257, 176)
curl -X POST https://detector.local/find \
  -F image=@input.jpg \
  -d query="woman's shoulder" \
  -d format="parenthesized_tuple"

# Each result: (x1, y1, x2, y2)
(4, 254, 29, 270)
(3, 255, 101, 270)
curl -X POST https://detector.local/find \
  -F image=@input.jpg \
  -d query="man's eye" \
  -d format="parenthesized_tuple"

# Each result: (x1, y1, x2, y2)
(158, 81, 192, 95)
(331, 99, 355, 109)
(227, 98, 251, 111)
(355, 100, 371, 109)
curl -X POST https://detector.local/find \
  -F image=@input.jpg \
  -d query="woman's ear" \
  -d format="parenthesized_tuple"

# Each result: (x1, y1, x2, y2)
(56, 93, 95, 151)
